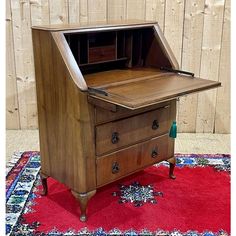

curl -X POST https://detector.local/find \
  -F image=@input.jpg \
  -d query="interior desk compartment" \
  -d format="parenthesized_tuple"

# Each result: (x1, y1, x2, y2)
(89, 45, 116, 63)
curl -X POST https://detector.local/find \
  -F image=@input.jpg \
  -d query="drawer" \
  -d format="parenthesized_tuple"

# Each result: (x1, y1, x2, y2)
(93, 99, 172, 125)
(96, 134, 170, 187)
(95, 105, 170, 155)
(89, 45, 116, 63)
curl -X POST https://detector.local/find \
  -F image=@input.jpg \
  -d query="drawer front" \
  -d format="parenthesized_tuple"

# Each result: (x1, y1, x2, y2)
(94, 99, 172, 125)
(96, 134, 170, 187)
(96, 105, 170, 155)
(89, 45, 116, 63)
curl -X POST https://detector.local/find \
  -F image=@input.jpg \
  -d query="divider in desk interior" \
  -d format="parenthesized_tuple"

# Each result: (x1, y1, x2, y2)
(64, 27, 172, 75)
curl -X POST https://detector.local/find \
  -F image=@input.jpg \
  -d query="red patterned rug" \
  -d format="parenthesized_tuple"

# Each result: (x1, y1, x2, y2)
(6, 152, 230, 235)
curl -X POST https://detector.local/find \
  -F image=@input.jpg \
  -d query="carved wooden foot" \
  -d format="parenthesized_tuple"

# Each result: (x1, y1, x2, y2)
(169, 162, 176, 179)
(167, 157, 176, 179)
(40, 173, 48, 196)
(71, 190, 96, 222)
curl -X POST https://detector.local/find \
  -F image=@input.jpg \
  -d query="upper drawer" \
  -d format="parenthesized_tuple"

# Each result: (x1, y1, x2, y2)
(93, 99, 171, 125)
(95, 105, 170, 156)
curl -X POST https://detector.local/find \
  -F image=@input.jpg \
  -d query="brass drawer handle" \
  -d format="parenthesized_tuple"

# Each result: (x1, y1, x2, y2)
(111, 132, 119, 144)
(151, 148, 158, 158)
(112, 162, 119, 174)
(152, 120, 159, 130)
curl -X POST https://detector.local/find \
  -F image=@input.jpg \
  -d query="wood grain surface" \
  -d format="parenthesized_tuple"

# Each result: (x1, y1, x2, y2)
(32, 29, 96, 193)
(95, 106, 170, 155)
(96, 134, 170, 187)
(89, 71, 220, 110)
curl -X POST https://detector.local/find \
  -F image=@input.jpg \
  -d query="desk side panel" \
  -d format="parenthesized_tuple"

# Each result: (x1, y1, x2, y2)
(32, 29, 96, 193)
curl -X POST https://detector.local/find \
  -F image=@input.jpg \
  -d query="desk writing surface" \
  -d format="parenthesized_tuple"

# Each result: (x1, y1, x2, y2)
(88, 71, 221, 109)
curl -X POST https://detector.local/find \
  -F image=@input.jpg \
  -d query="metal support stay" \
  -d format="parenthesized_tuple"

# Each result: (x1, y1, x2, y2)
(88, 87, 108, 96)
(160, 66, 195, 77)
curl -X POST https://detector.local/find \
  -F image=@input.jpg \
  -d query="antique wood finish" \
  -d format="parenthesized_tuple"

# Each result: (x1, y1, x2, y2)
(32, 29, 96, 194)
(96, 134, 169, 187)
(40, 172, 49, 196)
(168, 158, 176, 180)
(89, 45, 116, 63)
(93, 99, 171, 125)
(32, 20, 156, 31)
(89, 73, 220, 110)
(32, 21, 221, 221)
(95, 106, 170, 155)
(71, 190, 96, 222)
(85, 68, 166, 87)
(51, 32, 87, 91)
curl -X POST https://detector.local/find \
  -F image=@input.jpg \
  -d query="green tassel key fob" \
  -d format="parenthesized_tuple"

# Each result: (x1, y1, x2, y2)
(169, 121, 177, 138)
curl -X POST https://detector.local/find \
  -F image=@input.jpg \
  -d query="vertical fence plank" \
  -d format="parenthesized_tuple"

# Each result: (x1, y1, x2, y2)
(145, 0, 165, 30)
(88, 0, 107, 22)
(164, 0, 185, 64)
(68, 0, 80, 23)
(127, 0, 146, 19)
(79, 0, 88, 23)
(164, 0, 185, 130)
(6, 0, 20, 129)
(178, 0, 205, 132)
(196, 0, 225, 133)
(28, 0, 49, 129)
(11, 0, 38, 129)
(214, 0, 230, 133)
(30, 0, 49, 26)
(107, 0, 126, 20)
(49, 0, 69, 24)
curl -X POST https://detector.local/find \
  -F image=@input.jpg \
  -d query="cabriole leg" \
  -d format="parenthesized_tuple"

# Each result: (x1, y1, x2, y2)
(71, 190, 96, 222)
(167, 157, 176, 179)
(40, 172, 48, 196)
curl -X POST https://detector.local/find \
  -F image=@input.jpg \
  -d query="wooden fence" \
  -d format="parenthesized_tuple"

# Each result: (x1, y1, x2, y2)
(6, 0, 230, 133)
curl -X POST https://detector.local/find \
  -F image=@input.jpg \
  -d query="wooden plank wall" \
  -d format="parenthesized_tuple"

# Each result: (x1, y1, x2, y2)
(6, 0, 230, 133)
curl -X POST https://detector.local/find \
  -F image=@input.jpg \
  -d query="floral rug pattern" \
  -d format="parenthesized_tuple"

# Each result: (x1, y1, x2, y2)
(112, 181, 164, 207)
(6, 152, 230, 236)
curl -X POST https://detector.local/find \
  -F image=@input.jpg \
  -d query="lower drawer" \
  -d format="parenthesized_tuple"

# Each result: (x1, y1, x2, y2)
(96, 134, 170, 187)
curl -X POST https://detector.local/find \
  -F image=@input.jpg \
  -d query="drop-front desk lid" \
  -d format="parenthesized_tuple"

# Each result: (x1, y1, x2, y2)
(87, 69, 221, 110)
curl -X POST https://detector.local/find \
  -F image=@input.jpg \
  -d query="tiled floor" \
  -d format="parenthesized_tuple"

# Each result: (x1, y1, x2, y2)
(6, 130, 230, 162)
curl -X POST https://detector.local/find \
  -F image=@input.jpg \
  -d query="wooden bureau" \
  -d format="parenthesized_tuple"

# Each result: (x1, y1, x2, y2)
(32, 20, 221, 221)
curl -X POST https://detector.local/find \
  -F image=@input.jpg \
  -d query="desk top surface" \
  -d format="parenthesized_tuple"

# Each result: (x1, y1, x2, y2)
(32, 20, 157, 31)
